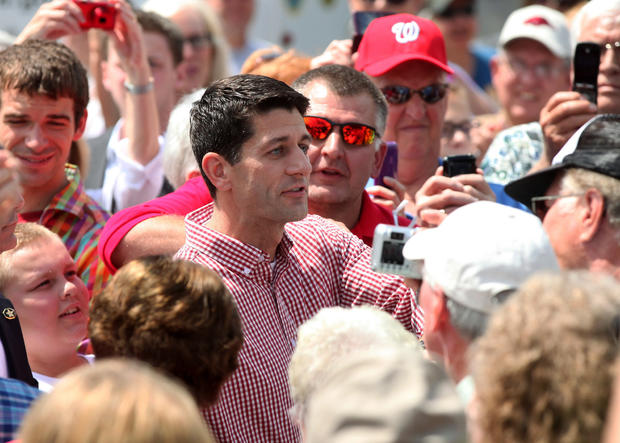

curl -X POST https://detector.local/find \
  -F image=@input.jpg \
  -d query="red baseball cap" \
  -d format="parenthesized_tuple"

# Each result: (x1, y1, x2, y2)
(354, 14, 453, 76)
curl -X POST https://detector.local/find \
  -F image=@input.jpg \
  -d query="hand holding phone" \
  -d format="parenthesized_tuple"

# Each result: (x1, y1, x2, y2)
(441, 154, 477, 177)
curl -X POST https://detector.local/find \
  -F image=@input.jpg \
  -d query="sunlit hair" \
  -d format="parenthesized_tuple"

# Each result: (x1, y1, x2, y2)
(288, 306, 420, 425)
(142, 0, 230, 83)
(88, 255, 243, 407)
(0, 223, 62, 292)
(472, 271, 620, 443)
(19, 359, 216, 443)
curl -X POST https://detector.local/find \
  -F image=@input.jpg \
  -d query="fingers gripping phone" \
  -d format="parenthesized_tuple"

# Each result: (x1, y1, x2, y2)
(74, 0, 117, 31)
(572, 42, 600, 105)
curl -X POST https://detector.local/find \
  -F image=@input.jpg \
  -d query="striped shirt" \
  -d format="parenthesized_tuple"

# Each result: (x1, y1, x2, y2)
(19, 165, 111, 296)
(0, 377, 40, 442)
(176, 203, 423, 442)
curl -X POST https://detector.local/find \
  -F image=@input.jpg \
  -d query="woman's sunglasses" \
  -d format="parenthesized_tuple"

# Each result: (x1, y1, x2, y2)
(304, 116, 378, 146)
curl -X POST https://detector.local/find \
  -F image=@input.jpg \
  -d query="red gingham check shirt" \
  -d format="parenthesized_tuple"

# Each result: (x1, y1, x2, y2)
(176, 203, 424, 442)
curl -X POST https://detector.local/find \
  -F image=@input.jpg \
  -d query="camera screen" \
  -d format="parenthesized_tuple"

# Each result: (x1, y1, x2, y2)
(381, 242, 405, 265)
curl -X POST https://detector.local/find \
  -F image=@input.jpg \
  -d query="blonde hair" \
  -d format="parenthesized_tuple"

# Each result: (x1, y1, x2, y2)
(472, 271, 620, 443)
(19, 359, 216, 443)
(142, 0, 230, 85)
(0, 223, 62, 291)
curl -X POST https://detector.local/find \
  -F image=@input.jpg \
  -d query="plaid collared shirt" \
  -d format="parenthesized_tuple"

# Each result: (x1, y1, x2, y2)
(29, 165, 111, 296)
(176, 203, 423, 443)
(0, 377, 40, 442)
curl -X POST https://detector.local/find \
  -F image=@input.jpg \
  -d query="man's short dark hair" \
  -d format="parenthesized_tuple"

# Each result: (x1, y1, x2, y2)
(88, 255, 244, 407)
(190, 74, 310, 196)
(292, 64, 388, 134)
(0, 39, 88, 127)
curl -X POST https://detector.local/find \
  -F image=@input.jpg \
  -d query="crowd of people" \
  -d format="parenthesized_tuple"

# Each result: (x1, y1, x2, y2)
(0, 0, 619, 442)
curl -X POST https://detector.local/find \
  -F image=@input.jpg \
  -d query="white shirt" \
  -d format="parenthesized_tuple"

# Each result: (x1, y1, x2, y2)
(87, 119, 165, 212)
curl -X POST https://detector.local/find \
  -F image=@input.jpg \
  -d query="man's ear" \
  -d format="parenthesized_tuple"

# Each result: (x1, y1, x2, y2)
(73, 109, 88, 141)
(201, 152, 232, 192)
(370, 141, 388, 178)
(490, 56, 500, 86)
(579, 188, 606, 243)
(425, 285, 450, 333)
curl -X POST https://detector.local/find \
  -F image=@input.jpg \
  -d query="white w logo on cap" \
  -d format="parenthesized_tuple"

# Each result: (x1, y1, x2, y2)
(391, 21, 420, 44)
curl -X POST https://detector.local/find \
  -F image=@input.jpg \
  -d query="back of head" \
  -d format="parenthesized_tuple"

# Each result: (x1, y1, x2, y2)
(304, 347, 466, 443)
(189, 74, 309, 196)
(163, 88, 205, 189)
(472, 270, 620, 443)
(135, 9, 184, 67)
(88, 256, 243, 407)
(293, 64, 388, 134)
(288, 306, 420, 423)
(0, 39, 88, 125)
(403, 201, 559, 339)
(19, 359, 215, 443)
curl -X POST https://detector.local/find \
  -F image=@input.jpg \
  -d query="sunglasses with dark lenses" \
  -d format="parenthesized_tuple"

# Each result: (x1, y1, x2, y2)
(381, 83, 449, 105)
(304, 116, 378, 146)
(437, 4, 475, 18)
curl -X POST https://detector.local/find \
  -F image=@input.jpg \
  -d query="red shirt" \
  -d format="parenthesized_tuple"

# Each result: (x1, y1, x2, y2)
(176, 203, 423, 442)
(99, 178, 408, 272)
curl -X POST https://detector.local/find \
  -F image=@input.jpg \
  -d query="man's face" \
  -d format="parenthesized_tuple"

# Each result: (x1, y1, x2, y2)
(491, 39, 570, 125)
(433, 0, 477, 50)
(103, 32, 181, 131)
(226, 108, 312, 225)
(348, 0, 423, 14)
(578, 12, 620, 113)
(304, 81, 385, 210)
(0, 89, 85, 192)
(539, 175, 586, 270)
(371, 61, 447, 165)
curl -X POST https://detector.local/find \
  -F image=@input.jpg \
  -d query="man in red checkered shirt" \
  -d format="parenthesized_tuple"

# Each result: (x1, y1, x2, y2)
(175, 74, 423, 442)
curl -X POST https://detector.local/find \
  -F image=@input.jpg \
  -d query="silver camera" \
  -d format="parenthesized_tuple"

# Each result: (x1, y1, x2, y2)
(371, 224, 422, 279)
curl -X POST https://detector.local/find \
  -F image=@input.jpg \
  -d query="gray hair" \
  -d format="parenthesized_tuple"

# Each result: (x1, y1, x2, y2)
(163, 89, 204, 189)
(288, 306, 420, 425)
(560, 168, 620, 236)
(571, 0, 620, 47)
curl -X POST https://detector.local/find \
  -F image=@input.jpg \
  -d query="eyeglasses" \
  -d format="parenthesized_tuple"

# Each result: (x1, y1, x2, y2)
(530, 193, 584, 219)
(184, 33, 212, 49)
(442, 120, 479, 139)
(381, 83, 448, 105)
(437, 4, 475, 18)
(304, 116, 378, 146)
(502, 56, 565, 79)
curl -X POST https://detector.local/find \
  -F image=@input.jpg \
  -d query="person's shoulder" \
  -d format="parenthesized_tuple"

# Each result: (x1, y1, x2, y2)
(0, 377, 41, 400)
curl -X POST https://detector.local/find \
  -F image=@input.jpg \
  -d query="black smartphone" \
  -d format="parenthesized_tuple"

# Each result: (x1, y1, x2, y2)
(572, 42, 600, 105)
(441, 154, 477, 177)
(375, 141, 398, 187)
(351, 11, 393, 54)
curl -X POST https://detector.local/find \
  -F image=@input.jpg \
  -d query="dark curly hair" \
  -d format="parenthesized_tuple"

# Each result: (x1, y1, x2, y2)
(89, 255, 243, 407)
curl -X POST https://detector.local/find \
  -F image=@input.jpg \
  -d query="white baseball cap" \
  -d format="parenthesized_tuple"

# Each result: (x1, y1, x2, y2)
(498, 5, 571, 59)
(402, 201, 559, 314)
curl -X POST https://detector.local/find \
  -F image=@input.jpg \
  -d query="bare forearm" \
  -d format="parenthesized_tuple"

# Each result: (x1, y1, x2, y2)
(111, 215, 185, 268)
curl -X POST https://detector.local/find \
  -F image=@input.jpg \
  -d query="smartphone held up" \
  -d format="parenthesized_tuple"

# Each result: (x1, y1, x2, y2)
(572, 42, 600, 105)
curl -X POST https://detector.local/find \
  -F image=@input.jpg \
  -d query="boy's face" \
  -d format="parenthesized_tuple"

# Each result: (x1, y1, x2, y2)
(3, 237, 89, 368)
(0, 88, 86, 193)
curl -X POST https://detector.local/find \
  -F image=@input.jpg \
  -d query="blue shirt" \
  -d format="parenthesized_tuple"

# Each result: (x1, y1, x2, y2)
(0, 377, 40, 442)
